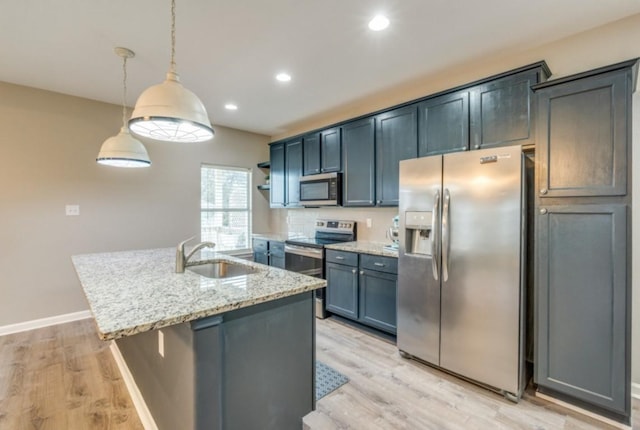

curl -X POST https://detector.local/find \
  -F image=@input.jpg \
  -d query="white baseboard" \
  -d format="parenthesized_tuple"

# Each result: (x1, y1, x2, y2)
(632, 382, 640, 400)
(535, 391, 631, 430)
(0, 310, 92, 336)
(110, 342, 158, 430)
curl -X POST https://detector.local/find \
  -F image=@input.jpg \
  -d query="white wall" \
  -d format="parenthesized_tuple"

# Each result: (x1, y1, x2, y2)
(0, 82, 270, 326)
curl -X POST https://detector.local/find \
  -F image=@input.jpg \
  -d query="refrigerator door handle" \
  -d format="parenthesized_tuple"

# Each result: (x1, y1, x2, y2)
(442, 188, 451, 282)
(431, 190, 440, 280)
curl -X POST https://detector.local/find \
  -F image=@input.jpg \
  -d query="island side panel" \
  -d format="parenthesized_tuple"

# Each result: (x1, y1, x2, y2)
(208, 291, 315, 430)
(115, 292, 316, 430)
(115, 321, 197, 430)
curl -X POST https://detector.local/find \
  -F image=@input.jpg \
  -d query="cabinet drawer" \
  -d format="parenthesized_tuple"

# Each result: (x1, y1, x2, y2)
(325, 250, 358, 267)
(253, 239, 268, 253)
(270, 241, 285, 258)
(360, 254, 397, 274)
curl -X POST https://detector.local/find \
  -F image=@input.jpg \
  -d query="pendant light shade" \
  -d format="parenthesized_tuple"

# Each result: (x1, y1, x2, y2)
(129, 71, 214, 142)
(128, 0, 214, 143)
(97, 127, 151, 168)
(97, 47, 151, 168)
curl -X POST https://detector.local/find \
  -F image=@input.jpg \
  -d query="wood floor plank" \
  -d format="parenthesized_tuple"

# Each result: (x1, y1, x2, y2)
(0, 320, 143, 430)
(309, 317, 632, 430)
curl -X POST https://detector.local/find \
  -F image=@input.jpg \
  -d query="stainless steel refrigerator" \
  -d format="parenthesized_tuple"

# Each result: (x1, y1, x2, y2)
(397, 144, 526, 400)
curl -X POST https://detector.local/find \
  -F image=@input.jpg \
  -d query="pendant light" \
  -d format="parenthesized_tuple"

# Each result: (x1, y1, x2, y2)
(128, 0, 214, 143)
(97, 47, 151, 168)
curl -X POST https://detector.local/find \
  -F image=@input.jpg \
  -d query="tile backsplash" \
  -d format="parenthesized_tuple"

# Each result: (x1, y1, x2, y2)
(267, 207, 398, 242)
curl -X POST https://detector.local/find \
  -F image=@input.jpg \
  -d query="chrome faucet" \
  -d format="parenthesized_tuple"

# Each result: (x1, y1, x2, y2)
(176, 236, 216, 273)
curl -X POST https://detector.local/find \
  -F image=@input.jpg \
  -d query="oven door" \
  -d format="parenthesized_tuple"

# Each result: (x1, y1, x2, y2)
(284, 244, 323, 277)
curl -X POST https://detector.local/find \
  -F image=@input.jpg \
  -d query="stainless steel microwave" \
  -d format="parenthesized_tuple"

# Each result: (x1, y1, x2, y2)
(299, 172, 342, 206)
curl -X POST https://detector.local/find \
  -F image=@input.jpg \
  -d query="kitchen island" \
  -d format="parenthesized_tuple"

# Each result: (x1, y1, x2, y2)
(72, 248, 325, 430)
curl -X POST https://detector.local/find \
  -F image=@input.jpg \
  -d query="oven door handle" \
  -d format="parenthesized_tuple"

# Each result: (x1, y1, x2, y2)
(284, 244, 324, 259)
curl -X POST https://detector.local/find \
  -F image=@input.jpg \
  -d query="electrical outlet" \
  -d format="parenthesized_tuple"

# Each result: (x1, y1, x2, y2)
(366, 218, 372, 228)
(65, 205, 80, 216)
(158, 330, 165, 357)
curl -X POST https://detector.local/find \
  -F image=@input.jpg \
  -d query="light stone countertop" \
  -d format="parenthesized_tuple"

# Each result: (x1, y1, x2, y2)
(325, 241, 399, 258)
(72, 248, 325, 341)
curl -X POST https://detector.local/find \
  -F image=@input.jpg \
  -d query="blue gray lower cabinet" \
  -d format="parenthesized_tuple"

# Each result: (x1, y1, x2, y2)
(115, 292, 315, 430)
(325, 250, 397, 334)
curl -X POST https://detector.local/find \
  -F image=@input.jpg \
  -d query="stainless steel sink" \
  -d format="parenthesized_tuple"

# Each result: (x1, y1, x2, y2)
(187, 261, 259, 279)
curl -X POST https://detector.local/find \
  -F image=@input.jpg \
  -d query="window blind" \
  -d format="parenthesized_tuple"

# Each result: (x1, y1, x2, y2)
(201, 164, 252, 252)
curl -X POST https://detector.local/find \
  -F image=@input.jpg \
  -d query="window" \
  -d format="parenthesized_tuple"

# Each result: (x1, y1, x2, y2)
(201, 164, 252, 252)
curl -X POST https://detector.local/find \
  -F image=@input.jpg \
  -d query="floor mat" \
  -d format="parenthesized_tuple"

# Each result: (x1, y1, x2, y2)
(316, 361, 349, 400)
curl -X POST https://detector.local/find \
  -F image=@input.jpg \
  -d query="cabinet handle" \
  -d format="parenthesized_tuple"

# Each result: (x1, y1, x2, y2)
(540, 188, 548, 195)
(474, 144, 480, 149)
(360, 270, 364, 275)
(377, 200, 381, 204)
(540, 208, 548, 215)
(374, 262, 385, 267)
(352, 269, 357, 274)
(335, 256, 345, 260)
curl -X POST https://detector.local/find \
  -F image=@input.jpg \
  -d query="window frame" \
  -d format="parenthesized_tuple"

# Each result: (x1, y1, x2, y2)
(200, 163, 253, 254)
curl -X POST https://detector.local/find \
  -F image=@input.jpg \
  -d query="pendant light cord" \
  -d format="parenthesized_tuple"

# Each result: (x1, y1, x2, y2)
(170, 0, 176, 74)
(122, 55, 128, 128)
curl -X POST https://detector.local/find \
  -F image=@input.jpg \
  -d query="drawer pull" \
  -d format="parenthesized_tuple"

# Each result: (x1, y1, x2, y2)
(335, 256, 345, 260)
(374, 262, 385, 267)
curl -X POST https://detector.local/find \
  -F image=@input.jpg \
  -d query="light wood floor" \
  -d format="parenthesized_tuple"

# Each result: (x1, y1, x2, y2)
(0, 319, 142, 429)
(0, 318, 637, 429)
(308, 317, 640, 430)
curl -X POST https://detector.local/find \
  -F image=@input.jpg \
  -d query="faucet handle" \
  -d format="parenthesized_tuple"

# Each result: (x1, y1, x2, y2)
(177, 235, 197, 250)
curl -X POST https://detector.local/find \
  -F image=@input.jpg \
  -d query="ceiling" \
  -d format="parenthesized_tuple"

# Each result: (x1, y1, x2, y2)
(1, 1, 640, 137)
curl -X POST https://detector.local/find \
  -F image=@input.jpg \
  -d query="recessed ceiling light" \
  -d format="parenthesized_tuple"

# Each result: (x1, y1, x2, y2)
(368, 14, 389, 31)
(225, 103, 238, 110)
(276, 73, 292, 82)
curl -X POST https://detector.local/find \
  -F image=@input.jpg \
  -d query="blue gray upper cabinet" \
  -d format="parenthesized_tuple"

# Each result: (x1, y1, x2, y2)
(469, 69, 542, 149)
(302, 129, 341, 175)
(418, 90, 470, 157)
(269, 142, 286, 208)
(285, 139, 303, 207)
(302, 132, 321, 176)
(534, 66, 633, 198)
(341, 117, 376, 207)
(321, 128, 341, 172)
(375, 105, 418, 206)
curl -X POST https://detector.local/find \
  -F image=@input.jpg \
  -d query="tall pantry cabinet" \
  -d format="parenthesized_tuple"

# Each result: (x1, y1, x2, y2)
(532, 59, 637, 424)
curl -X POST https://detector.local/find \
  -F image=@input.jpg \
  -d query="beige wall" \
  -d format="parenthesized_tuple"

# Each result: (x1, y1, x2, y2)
(0, 82, 270, 326)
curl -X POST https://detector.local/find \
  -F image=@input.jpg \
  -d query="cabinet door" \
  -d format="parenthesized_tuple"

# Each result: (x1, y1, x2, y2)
(325, 262, 358, 319)
(269, 143, 286, 208)
(285, 139, 303, 207)
(376, 105, 418, 206)
(418, 90, 469, 157)
(341, 118, 375, 207)
(253, 239, 269, 265)
(359, 269, 397, 334)
(536, 71, 629, 198)
(470, 70, 537, 149)
(321, 128, 341, 172)
(536, 204, 628, 416)
(269, 241, 285, 269)
(302, 132, 321, 176)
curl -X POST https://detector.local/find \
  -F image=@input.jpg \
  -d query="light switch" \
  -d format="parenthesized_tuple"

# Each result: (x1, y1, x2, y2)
(65, 205, 80, 216)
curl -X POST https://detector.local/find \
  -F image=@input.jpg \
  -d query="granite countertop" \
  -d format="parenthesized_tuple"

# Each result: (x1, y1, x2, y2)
(325, 241, 399, 258)
(72, 248, 325, 341)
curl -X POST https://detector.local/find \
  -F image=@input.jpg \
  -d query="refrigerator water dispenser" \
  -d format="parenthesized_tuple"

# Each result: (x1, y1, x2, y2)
(404, 211, 432, 256)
